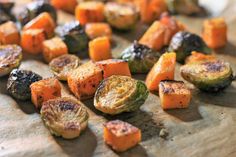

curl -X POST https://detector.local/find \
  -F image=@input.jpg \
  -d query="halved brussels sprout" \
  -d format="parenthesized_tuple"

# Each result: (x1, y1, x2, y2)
(41, 97, 89, 139)
(166, 0, 201, 15)
(104, 2, 139, 30)
(168, 31, 211, 63)
(18, 1, 57, 26)
(180, 60, 234, 92)
(7, 69, 42, 100)
(94, 75, 149, 115)
(55, 21, 89, 54)
(0, 45, 22, 77)
(49, 54, 82, 81)
(121, 41, 160, 73)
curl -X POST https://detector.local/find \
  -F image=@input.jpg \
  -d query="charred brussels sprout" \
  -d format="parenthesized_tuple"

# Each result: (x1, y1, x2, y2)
(55, 21, 89, 54)
(18, 1, 57, 26)
(166, 0, 201, 15)
(94, 75, 149, 115)
(121, 41, 160, 73)
(180, 60, 234, 92)
(49, 54, 82, 81)
(104, 2, 139, 31)
(0, 45, 22, 77)
(7, 69, 42, 100)
(168, 31, 211, 63)
(41, 97, 89, 139)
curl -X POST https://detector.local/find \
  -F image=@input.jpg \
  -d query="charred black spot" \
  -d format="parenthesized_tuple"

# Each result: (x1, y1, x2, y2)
(204, 61, 224, 72)
(59, 101, 75, 111)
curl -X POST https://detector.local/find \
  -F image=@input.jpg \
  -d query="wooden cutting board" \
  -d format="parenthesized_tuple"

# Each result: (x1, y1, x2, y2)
(0, 0, 236, 157)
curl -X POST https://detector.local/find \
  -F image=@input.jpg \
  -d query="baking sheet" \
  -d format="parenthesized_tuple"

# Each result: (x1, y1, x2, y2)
(1, 1, 236, 157)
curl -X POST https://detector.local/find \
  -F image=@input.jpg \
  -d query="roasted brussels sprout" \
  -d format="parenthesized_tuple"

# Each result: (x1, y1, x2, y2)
(168, 31, 211, 63)
(94, 75, 149, 115)
(49, 54, 82, 81)
(55, 21, 89, 54)
(7, 69, 42, 100)
(0, 45, 22, 77)
(180, 60, 234, 92)
(104, 2, 139, 30)
(18, 1, 57, 26)
(41, 97, 89, 139)
(121, 41, 160, 73)
(166, 0, 201, 15)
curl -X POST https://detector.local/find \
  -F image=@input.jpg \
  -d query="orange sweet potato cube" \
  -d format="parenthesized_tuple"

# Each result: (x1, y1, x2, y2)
(159, 80, 191, 109)
(23, 12, 56, 38)
(30, 78, 61, 109)
(89, 36, 112, 61)
(43, 37, 68, 63)
(21, 29, 46, 54)
(104, 120, 141, 152)
(202, 18, 227, 49)
(0, 21, 20, 45)
(67, 61, 103, 99)
(139, 21, 165, 50)
(96, 59, 131, 78)
(75, 1, 105, 25)
(85, 23, 112, 40)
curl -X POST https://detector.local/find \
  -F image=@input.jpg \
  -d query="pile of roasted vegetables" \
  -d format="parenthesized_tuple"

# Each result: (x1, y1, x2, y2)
(0, 0, 234, 153)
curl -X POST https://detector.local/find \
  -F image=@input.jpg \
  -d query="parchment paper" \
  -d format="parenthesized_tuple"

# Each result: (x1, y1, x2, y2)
(0, 1, 236, 157)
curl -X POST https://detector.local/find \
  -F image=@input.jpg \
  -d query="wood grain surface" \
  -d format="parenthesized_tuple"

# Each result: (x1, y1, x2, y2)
(0, 1, 236, 157)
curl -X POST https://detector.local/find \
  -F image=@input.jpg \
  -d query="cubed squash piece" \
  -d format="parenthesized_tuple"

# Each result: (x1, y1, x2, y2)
(96, 59, 131, 78)
(68, 61, 103, 99)
(0, 21, 20, 45)
(202, 18, 227, 49)
(85, 23, 112, 40)
(135, 0, 167, 24)
(89, 36, 111, 61)
(23, 12, 56, 38)
(43, 37, 68, 63)
(159, 80, 191, 109)
(104, 120, 141, 152)
(51, 0, 77, 14)
(185, 51, 216, 64)
(139, 21, 165, 50)
(30, 78, 61, 109)
(21, 29, 46, 54)
(75, 1, 105, 25)
(146, 52, 176, 91)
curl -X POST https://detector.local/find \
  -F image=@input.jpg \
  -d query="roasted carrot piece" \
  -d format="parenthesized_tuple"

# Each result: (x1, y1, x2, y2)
(146, 52, 176, 91)
(185, 51, 216, 64)
(21, 29, 46, 54)
(30, 77, 61, 109)
(159, 80, 191, 109)
(104, 120, 141, 152)
(0, 21, 20, 45)
(85, 23, 112, 40)
(51, 0, 77, 14)
(23, 12, 56, 38)
(75, 1, 105, 25)
(139, 21, 166, 50)
(136, 0, 167, 24)
(89, 36, 112, 61)
(202, 18, 227, 49)
(96, 59, 131, 78)
(43, 37, 68, 63)
(67, 61, 103, 99)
